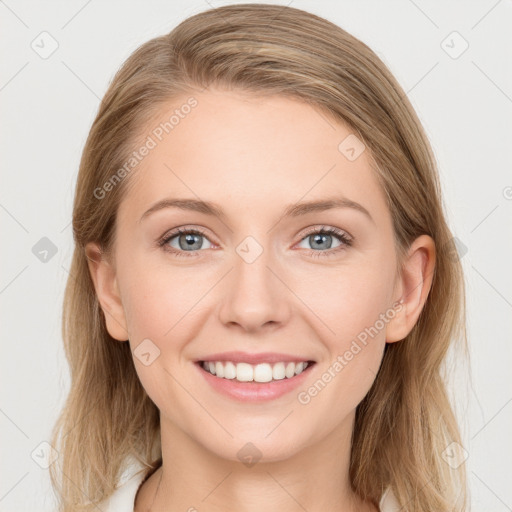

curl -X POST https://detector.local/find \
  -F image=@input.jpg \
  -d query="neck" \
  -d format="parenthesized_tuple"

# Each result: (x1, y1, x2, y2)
(136, 412, 377, 512)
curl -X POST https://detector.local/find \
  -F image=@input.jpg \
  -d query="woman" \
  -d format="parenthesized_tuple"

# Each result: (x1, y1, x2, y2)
(49, 4, 469, 511)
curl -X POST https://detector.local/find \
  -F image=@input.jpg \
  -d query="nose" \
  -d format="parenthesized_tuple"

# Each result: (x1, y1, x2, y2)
(218, 242, 292, 333)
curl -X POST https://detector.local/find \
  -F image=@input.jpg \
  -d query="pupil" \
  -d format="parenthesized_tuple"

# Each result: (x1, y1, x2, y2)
(312, 233, 331, 249)
(181, 233, 201, 250)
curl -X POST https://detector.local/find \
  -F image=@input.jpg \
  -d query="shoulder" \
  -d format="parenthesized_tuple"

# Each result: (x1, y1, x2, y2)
(98, 457, 400, 512)
(97, 458, 149, 512)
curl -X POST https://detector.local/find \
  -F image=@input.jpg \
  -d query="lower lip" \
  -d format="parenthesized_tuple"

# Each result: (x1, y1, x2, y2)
(195, 362, 316, 402)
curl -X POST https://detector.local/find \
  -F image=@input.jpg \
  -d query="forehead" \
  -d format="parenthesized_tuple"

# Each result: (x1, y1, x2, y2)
(119, 88, 390, 225)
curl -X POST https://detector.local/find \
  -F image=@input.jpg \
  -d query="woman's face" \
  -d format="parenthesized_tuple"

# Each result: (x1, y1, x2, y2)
(89, 88, 420, 463)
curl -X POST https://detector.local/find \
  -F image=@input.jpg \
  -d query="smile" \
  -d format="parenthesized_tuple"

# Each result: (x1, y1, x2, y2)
(200, 360, 312, 383)
(195, 358, 316, 402)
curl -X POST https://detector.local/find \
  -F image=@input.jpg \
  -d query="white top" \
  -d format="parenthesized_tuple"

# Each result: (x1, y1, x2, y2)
(99, 459, 401, 512)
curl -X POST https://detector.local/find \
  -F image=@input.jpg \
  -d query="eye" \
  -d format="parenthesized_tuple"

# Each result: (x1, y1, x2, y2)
(158, 225, 353, 259)
(296, 226, 352, 258)
(158, 227, 214, 257)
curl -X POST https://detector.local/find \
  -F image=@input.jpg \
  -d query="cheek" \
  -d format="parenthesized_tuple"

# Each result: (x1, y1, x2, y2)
(116, 255, 209, 409)
(292, 258, 394, 408)
(118, 250, 209, 342)
(294, 257, 395, 346)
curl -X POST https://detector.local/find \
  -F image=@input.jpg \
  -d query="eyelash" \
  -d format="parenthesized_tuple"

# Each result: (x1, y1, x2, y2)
(158, 225, 353, 259)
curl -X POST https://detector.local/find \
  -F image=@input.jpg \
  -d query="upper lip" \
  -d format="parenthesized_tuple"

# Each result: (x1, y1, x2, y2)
(195, 351, 315, 365)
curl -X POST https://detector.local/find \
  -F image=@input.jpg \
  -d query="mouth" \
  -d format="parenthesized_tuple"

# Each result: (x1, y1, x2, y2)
(194, 359, 317, 402)
(197, 360, 316, 383)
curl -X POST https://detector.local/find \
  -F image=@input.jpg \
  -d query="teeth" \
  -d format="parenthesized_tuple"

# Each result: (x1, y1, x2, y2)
(285, 362, 296, 378)
(295, 362, 305, 375)
(215, 362, 224, 378)
(254, 363, 272, 383)
(272, 362, 286, 380)
(224, 361, 236, 379)
(201, 360, 310, 382)
(236, 362, 253, 382)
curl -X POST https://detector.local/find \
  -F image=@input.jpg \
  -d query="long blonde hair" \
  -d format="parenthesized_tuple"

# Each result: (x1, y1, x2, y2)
(50, 4, 469, 511)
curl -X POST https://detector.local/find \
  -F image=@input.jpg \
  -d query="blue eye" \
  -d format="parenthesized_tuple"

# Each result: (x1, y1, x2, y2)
(158, 225, 352, 258)
(159, 228, 213, 257)
(297, 226, 352, 258)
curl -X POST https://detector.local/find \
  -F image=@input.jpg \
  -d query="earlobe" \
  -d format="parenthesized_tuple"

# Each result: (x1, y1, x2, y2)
(85, 242, 129, 341)
(386, 235, 436, 343)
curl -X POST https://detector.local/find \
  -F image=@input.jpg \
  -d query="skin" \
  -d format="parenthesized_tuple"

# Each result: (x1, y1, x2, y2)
(86, 87, 435, 512)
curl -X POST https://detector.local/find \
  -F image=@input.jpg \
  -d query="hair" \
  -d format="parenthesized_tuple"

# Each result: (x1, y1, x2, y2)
(49, 3, 469, 511)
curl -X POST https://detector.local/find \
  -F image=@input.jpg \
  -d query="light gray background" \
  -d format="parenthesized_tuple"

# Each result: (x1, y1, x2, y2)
(1, 1, 511, 510)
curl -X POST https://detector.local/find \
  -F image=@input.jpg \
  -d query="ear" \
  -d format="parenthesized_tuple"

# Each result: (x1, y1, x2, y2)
(85, 242, 129, 341)
(386, 234, 436, 343)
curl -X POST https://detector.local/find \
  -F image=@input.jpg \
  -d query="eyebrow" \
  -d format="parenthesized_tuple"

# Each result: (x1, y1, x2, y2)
(139, 197, 374, 224)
